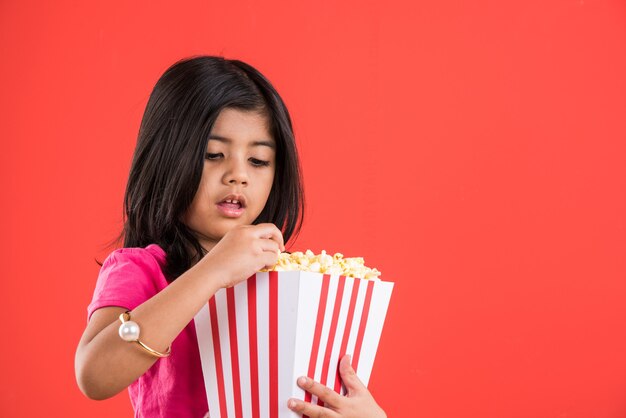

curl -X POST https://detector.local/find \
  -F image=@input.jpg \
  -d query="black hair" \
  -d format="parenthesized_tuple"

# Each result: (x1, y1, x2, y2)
(121, 56, 304, 281)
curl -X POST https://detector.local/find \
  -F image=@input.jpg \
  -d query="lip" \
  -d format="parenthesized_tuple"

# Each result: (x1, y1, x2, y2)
(218, 193, 247, 208)
(216, 202, 245, 218)
(216, 193, 247, 218)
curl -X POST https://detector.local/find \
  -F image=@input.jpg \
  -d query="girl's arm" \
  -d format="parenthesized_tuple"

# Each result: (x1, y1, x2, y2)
(75, 262, 219, 400)
(75, 224, 284, 400)
(287, 355, 387, 418)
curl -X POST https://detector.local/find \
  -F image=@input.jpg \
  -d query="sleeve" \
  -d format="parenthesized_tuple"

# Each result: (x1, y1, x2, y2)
(87, 248, 163, 320)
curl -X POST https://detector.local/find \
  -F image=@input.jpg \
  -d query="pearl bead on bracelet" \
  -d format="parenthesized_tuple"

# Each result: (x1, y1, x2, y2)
(119, 319, 140, 341)
(118, 311, 171, 358)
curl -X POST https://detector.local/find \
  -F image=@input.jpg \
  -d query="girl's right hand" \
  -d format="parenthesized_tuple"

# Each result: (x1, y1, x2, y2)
(201, 223, 285, 288)
(287, 355, 387, 418)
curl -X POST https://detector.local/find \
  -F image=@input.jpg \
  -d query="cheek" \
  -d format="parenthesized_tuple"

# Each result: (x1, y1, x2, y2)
(197, 171, 217, 198)
(254, 172, 274, 208)
(186, 178, 213, 219)
(264, 171, 275, 196)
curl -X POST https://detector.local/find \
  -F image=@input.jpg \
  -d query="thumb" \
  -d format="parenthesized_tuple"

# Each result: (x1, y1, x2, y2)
(339, 355, 366, 396)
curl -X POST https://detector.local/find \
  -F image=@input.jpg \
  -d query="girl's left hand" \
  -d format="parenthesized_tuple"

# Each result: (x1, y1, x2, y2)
(287, 355, 387, 418)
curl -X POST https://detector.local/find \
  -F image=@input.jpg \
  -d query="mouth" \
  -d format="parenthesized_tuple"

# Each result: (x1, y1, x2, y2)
(216, 194, 246, 217)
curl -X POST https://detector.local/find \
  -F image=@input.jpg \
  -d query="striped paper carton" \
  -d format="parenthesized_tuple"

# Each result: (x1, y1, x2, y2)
(194, 271, 394, 418)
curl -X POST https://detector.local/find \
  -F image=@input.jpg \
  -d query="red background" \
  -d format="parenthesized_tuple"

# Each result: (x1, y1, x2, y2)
(1, 1, 625, 417)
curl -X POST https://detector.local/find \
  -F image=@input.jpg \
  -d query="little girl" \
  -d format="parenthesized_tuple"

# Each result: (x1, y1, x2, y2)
(75, 56, 387, 418)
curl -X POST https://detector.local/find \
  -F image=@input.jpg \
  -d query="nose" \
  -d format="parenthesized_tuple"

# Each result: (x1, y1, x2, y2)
(222, 157, 248, 186)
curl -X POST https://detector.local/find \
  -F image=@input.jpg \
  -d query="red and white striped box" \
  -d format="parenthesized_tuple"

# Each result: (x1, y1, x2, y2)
(194, 271, 394, 418)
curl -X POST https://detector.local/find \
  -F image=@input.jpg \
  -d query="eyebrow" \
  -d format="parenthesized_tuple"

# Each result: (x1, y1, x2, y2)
(208, 135, 276, 150)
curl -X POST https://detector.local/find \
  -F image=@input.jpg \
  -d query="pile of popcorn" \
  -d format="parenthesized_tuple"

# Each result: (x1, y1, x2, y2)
(264, 250, 381, 280)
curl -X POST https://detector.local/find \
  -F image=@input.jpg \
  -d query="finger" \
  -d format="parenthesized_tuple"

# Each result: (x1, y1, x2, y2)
(254, 223, 285, 251)
(297, 376, 342, 409)
(257, 238, 280, 254)
(260, 250, 279, 270)
(287, 398, 340, 418)
(339, 355, 366, 396)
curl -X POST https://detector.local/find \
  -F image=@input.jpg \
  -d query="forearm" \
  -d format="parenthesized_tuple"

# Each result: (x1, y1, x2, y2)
(76, 260, 223, 399)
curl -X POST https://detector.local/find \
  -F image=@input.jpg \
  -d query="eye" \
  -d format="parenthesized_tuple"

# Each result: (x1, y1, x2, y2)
(205, 153, 223, 160)
(249, 157, 271, 167)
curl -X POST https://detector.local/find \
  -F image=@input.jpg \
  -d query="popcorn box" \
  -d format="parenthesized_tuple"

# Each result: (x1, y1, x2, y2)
(194, 271, 394, 418)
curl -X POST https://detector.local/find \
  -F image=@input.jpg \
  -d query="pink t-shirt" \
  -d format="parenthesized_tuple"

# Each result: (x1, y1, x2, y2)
(88, 244, 209, 418)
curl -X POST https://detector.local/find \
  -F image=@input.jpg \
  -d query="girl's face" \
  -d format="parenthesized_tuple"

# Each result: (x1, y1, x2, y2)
(183, 108, 276, 251)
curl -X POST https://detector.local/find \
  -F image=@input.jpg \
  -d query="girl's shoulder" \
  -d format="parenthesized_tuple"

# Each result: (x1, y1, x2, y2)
(109, 243, 165, 258)
(89, 244, 168, 319)
(102, 244, 167, 270)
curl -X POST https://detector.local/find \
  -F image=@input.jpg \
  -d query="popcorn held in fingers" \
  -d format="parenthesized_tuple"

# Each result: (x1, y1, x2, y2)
(263, 250, 382, 280)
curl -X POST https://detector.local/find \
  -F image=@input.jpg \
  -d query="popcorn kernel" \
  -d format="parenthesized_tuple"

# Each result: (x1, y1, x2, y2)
(262, 250, 381, 280)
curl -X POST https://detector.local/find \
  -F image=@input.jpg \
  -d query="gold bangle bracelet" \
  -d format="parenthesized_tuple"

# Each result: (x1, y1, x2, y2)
(118, 311, 172, 358)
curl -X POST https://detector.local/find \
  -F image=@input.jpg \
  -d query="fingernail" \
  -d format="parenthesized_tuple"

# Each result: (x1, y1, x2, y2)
(297, 376, 308, 386)
(288, 399, 296, 409)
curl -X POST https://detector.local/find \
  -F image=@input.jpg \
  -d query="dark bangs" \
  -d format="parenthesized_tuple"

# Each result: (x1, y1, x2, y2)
(122, 56, 304, 281)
